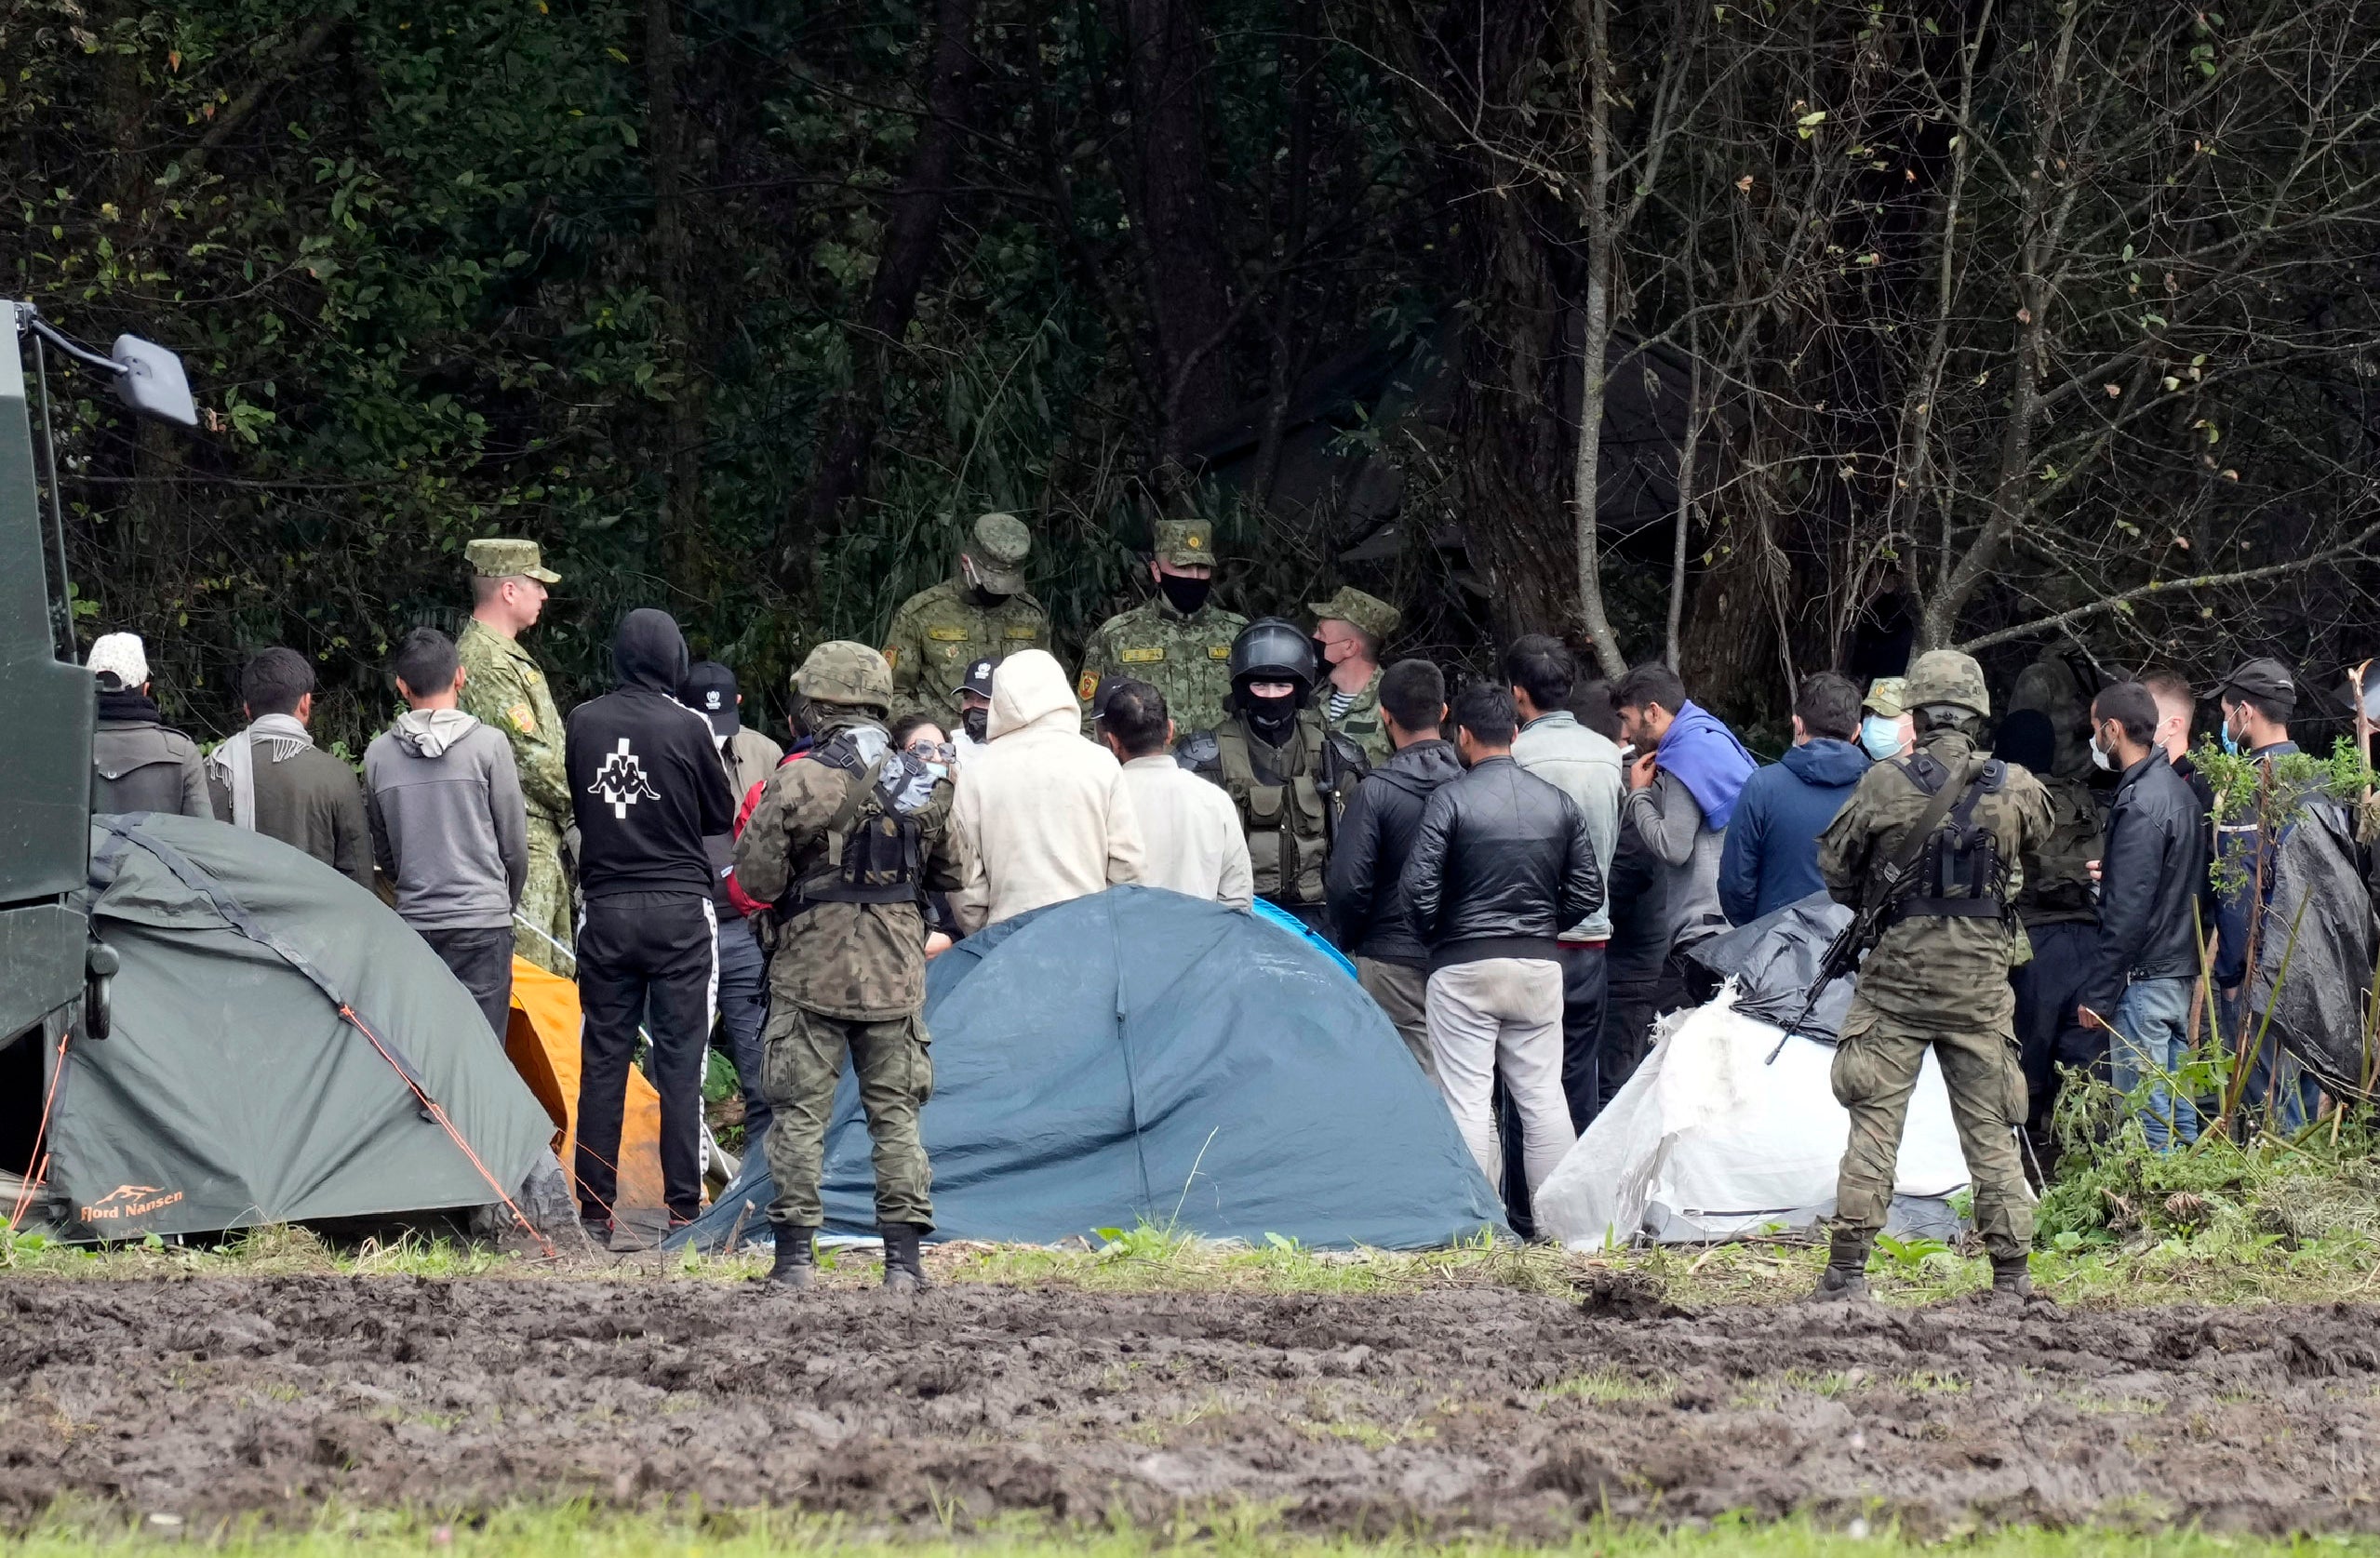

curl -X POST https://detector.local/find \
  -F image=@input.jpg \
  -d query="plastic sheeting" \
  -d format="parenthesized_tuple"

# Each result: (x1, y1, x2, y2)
(672, 885, 1505, 1250)
(1686, 892, 1855, 1041)
(1532, 983, 1972, 1246)
(2253, 798, 2377, 1096)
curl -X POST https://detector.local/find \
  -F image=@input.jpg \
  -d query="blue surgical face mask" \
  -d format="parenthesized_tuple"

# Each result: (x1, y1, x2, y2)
(2219, 708, 2241, 756)
(1859, 715, 1903, 761)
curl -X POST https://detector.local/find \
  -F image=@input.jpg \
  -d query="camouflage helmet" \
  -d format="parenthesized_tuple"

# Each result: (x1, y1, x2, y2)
(794, 641, 895, 708)
(1904, 649, 1990, 718)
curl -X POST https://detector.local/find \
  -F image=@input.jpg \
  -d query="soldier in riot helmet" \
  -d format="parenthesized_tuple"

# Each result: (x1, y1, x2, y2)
(1811, 649, 2053, 1304)
(731, 642, 967, 1292)
(1178, 618, 1369, 932)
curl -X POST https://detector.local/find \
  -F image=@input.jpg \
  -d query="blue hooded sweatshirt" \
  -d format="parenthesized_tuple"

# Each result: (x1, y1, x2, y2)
(1717, 737, 1870, 925)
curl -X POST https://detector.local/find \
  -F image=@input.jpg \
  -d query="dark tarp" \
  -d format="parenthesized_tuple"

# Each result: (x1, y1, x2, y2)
(44, 813, 555, 1237)
(1687, 893, 1856, 1041)
(2253, 797, 2376, 1096)
(673, 886, 1505, 1250)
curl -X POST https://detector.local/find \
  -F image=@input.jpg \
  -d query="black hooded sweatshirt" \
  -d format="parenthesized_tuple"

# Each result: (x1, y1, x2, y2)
(564, 609, 735, 900)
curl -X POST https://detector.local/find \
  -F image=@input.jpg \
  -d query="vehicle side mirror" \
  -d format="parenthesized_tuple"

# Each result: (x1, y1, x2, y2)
(111, 335, 196, 427)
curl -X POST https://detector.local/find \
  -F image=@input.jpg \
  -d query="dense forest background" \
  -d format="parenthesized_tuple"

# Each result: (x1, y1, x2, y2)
(10, 0, 2380, 751)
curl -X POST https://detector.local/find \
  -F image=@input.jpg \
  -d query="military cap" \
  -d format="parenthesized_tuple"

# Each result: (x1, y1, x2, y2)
(794, 641, 895, 709)
(464, 538, 562, 584)
(1905, 649, 1990, 718)
(1306, 585, 1400, 644)
(966, 512, 1032, 594)
(1153, 516, 1217, 570)
(1862, 676, 1909, 719)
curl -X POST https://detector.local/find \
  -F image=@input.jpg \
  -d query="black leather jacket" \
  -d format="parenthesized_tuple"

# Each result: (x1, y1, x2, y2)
(1400, 755, 1604, 971)
(2084, 748, 2209, 1016)
(1325, 738, 1464, 965)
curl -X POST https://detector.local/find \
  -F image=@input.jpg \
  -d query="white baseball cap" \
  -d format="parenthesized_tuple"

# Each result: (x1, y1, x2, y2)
(87, 632, 150, 690)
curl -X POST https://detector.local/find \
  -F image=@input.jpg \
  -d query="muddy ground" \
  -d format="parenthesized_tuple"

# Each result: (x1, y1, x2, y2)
(1, 1276, 2376, 1537)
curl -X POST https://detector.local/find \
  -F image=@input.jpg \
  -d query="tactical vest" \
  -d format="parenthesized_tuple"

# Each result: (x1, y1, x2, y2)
(774, 726, 940, 916)
(1216, 714, 1331, 906)
(1881, 751, 2014, 927)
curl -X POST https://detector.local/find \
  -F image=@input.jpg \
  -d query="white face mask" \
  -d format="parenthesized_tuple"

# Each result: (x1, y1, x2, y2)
(2089, 727, 2117, 771)
(1858, 715, 1903, 761)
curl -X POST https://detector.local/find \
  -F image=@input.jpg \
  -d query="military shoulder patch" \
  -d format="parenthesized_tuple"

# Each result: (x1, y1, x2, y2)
(1076, 671, 1100, 702)
(507, 702, 537, 736)
(882, 646, 901, 670)
(1119, 646, 1165, 664)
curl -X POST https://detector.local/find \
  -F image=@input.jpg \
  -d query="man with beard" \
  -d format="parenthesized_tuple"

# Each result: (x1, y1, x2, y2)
(882, 513, 1050, 724)
(1179, 618, 1369, 931)
(1076, 517, 1247, 742)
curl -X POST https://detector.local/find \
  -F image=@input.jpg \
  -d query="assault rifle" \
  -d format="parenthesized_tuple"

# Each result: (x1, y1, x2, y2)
(1763, 755, 1985, 1064)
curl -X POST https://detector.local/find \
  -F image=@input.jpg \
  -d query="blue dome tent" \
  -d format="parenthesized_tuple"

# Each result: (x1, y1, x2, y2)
(672, 886, 1504, 1251)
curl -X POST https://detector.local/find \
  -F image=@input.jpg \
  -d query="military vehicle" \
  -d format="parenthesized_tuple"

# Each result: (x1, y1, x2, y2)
(3, 300, 195, 1173)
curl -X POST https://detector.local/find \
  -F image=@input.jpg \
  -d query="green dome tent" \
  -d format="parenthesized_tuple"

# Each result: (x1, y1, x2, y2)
(14, 815, 561, 1242)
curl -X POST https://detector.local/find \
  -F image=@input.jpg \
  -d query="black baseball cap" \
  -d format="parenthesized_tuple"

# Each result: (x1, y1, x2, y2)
(2211, 656, 2296, 713)
(957, 656, 998, 703)
(683, 660, 741, 738)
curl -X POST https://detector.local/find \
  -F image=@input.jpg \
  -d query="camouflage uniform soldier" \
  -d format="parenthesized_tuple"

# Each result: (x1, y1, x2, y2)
(1309, 585, 1399, 766)
(1812, 649, 2054, 1303)
(1076, 517, 1247, 741)
(455, 539, 573, 973)
(732, 642, 966, 1292)
(882, 513, 1050, 723)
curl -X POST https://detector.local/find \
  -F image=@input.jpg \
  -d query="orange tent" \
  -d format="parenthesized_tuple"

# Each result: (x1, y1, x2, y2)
(503, 955, 669, 1220)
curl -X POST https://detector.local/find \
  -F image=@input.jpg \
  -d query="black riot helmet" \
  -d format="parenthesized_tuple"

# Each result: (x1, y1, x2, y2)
(1228, 617, 1319, 697)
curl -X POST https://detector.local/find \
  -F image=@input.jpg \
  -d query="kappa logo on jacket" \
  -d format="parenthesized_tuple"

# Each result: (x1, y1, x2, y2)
(588, 736, 662, 819)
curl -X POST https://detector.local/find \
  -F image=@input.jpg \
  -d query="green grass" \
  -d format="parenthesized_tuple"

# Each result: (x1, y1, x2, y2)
(11, 1505, 2380, 1557)
(4, 1215, 2378, 1309)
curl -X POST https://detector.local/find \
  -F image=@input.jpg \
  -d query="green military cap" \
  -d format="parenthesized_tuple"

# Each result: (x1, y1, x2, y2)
(967, 512, 1032, 594)
(1863, 676, 1909, 719)
(464, 538, 562, 584)
(1153, 516, 1217, 569)
(1306, 585, 1399, 644)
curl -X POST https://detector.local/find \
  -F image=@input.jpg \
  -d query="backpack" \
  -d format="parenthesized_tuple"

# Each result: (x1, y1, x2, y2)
(774, 725, 941, 914)
(1880, 751, 2013, 927)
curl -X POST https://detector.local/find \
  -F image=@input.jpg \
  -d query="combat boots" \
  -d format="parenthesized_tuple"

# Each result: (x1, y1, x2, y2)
(881, 1223, 929, 1293)
(1990, 1253, 2033, 1298)
(766, 1225, 816, 1289)
(1801, 1231, 1872, 1303)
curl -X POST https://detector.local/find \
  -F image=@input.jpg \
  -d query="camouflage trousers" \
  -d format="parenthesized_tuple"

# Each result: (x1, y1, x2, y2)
(760, 1003, 934, 1230)
(1830, 998, 2037, 1259)
(515, 817, 575, 975)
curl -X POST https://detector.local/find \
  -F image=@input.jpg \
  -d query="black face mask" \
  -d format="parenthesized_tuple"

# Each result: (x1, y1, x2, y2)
(962, 706, 989, 745)
(1158, 572, 1211, 615)
(1245, 691, 1299, 744)
(966, 584, 1009, 609)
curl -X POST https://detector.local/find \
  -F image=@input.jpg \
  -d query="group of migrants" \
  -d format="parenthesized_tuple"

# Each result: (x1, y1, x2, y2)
(82, 511, 2339, 1299)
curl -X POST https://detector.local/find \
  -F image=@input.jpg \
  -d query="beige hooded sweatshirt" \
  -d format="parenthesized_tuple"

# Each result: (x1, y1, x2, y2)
(951, 649, 1144, 931)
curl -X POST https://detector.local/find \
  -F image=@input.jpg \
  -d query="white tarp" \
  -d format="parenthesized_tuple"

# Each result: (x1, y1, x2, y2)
(1534, 982, 1972, 1247)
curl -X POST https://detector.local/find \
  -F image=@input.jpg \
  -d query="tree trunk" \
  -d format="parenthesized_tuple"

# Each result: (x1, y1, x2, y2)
(646, 0, 711, 600)
(1568, 0, 1627, 679)
(1112, 0, 1239, 464)
(782, 0, 982, 587)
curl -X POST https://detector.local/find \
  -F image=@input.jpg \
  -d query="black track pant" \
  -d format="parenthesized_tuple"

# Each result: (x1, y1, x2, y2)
(420, 925, 515, 1043)
(575, 891, 716, 1223)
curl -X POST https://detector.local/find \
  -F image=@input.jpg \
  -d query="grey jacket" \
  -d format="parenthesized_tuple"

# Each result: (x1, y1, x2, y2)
(1624, 768, 1727, 951)
(1511, 710, 1622, 939)
(364, 711, 528, 931)
(92, 704, 212, 819)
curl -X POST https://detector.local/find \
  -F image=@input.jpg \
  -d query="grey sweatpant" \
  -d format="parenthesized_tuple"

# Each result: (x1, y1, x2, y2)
(1425, 956, 1574, 1198)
